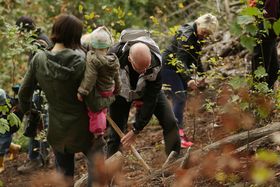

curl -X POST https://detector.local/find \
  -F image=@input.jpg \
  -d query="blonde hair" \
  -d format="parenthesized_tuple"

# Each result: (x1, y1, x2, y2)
(195, 14, 219, 34)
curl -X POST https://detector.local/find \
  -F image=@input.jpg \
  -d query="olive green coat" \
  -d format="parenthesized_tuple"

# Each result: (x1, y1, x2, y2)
(19, 49, 93, 153)
(78, 51, 121, 112)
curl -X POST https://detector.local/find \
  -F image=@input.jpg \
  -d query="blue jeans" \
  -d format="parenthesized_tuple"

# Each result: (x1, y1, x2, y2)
(161, 68, 187, 129)
(0, 133, 12, 156)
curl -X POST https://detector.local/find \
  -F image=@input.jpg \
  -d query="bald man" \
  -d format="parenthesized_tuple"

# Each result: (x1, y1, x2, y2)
(128, 43, 151, 74)
(107, 38, 181, 157)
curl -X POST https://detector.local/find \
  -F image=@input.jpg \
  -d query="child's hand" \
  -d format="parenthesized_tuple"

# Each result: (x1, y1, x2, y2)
(77, 93, 83, 102)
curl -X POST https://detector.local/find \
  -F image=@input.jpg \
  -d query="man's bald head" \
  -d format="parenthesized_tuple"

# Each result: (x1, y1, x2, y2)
(128, 42, 151, 74)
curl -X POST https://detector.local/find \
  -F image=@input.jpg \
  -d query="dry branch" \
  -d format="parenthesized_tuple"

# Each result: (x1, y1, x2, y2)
(138, 122, 280, 184)
(164, 122, 280, 172)
(233, 131, 280, 154)
(143, 122, 280, 181)
(230, 1, 245, 7)
(162, 151, 178, 169)
(224, 0, 232, 21)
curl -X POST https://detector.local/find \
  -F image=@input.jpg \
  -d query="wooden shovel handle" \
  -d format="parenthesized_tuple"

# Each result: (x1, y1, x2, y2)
(106, 115, 151, 172)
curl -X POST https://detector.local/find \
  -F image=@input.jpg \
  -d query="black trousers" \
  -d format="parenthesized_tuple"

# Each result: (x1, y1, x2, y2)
(252, 39, 279, 88)
(107, 91, 181, 157)
(54, 136, 105, 187)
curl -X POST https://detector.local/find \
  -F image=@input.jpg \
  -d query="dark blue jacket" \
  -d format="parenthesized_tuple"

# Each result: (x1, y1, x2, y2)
(162, 22, 204, 83)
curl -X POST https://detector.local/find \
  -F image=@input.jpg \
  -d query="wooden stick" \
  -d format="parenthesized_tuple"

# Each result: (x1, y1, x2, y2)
(162, 151, 178, 169)
(106, 115, 152, 172)
(225, 0, 232, 21)
(180, 147, 192, 169)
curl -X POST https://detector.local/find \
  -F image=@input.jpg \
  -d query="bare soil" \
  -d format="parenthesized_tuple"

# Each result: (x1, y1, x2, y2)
(2, 104, 279, 187)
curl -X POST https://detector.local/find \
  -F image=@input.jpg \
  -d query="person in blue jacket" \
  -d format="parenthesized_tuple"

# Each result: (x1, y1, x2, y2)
(161, 14, 219, 148)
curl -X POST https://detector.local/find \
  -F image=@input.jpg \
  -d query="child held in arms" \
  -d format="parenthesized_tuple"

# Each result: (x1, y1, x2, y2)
(77, 26, 121, 137)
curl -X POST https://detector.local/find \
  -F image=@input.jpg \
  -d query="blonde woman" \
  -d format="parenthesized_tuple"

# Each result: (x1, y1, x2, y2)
(161, 14, 219, 148)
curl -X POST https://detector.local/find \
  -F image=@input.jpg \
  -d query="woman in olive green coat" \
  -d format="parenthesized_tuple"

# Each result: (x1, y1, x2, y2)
(18, 14, 98, 187)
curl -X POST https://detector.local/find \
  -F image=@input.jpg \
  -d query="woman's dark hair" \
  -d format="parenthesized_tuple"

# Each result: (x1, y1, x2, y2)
(51, 14, 83, 49)
(16, 16, 36, 32)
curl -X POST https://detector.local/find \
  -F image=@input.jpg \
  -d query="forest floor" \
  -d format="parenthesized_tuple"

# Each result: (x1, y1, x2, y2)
(1, 102, 280, 187)
(0, 107, 222, 187)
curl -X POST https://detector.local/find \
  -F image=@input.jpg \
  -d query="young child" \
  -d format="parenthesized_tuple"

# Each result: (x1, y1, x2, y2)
(0, 88, 21, 173)
(77, 26, 121, 136)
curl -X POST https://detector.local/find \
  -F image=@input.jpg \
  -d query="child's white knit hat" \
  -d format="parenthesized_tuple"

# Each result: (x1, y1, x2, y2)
(90, 26, 113, 49)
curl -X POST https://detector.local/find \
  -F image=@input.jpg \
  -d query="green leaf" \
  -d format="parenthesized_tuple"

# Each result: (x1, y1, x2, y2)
(204, 99, 215, 112)
(229, 76, 247, 90)
(150, 16, 159, 25)
(178, 2, 184, 9)
(179, 35, 187, 42)
(230, 21, 243, 36)
(256, 105, 270, 118)
(113, 7, 125, 18)
(7, 113, 21, 127)
(275, 89, 280, 109)
(168, 25, 180, 36)
(263, 19, 272, 31)
(254, 66, 268, 79)
(215, 171, 227, 182)
(254, 82, 270, 93)
(273, 18, 280, 36)
(167, 57, 177, 67)
(78, 4, 83, 14)
(0, 118, 10, 134)
(256, 150, 280, 164)
(240, 35, 256, 52)
(240, 7, 262, 16)
(116, 20, 125, 26)
(245, 23, 258, 36)
(240, 101, 250, 110)
(251, 166, 274, 185)
(237, 15, 255, 25)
